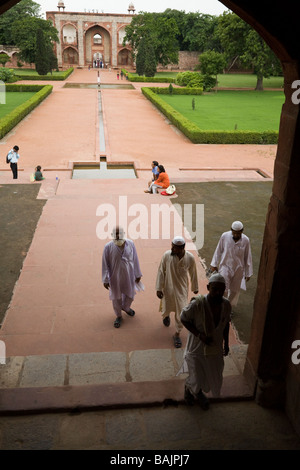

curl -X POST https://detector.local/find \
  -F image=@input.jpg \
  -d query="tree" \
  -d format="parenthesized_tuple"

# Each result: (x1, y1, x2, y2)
(136, 36, 146, 76)
(216, 11, 282, 90)
(199, 50, 226, 76)
(0, 0, 41, 45)
(35, 28, 49, 75)
(124, 12, 179, 68)
(11, 16, 58, 67)
(240, 29, 282, 90)
(143, 40, 156, 77)
(0, 53, 10, 67)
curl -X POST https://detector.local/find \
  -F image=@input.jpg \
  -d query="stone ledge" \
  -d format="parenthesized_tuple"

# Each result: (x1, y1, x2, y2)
(0, 375, 254, 415)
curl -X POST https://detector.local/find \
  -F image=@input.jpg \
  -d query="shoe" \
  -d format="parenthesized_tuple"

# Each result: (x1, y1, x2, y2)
(124, 308, 135, 317)
(114, 316, 122, 328)
(197, 390, 210, 410)
(173, 335, 182, 348)
(184, 386, 195, 406)
(163, 316, 170, 327)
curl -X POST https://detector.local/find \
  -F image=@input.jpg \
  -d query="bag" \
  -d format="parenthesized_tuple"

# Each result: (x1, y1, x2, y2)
(6, 153, 10, 164)
(161, 184, 176, 196)
(30, 173, 35, 182)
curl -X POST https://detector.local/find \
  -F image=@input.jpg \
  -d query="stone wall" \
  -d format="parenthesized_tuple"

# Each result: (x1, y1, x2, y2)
(159, 51, 200, 71)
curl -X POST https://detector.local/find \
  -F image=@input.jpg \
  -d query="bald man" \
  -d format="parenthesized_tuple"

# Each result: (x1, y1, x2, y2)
(210, 221, 253, 308)
(179, 273, 231, 409)
(156, 236, 199, 348)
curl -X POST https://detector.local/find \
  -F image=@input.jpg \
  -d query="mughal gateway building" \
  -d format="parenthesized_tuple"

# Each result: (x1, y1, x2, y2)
(46, 1, 136, 68)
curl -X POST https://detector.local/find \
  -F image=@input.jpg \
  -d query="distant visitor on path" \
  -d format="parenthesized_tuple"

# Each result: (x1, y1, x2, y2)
(34, 165, 45, 181)
(210, 221, 253, 310)
(178, 273, 231, 410)
(156, 236, 199, 348)
(144, 164, 170, 194)
(102, 226, 143, 328)
(7, 145, 20, 180)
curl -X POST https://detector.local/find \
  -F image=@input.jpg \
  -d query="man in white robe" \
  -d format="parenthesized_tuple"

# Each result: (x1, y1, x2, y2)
(179, 273, 231, 409)
(102, 227, 142, 328)
(156, 236, 199, 348)
(210, 221, 253, 308)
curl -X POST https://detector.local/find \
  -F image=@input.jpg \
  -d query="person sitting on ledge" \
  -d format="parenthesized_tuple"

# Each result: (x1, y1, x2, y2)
(144, 164, 169, 194)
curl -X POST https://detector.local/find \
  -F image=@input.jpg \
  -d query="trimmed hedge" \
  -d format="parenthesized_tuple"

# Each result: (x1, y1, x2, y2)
(0, 84, 53, 139)
(142, 87, 278, 144)
(122, 69, 176, 83)
(14, 67, 74, 81)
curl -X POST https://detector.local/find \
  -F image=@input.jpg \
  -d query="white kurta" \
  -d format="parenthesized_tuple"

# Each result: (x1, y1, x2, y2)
(178, 294, 231, 397)
(155, 250, 198, 316)
(211, 231, 253, 293)
(102, 239, 142, 300)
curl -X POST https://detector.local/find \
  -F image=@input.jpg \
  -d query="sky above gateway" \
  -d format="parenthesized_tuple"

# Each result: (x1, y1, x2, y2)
(36, 0, 230, 17)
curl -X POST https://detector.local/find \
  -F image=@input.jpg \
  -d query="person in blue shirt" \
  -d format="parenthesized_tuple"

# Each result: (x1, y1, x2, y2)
(7, 145, 20, 179)
(147, 160, 159, 189)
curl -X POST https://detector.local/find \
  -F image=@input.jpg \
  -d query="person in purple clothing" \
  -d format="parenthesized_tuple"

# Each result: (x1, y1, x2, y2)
(102, 226, 143, 328)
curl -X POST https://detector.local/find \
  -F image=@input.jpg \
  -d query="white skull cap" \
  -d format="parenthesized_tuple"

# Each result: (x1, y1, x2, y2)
(231, 221, 243, 231)
(172, 236, 185, 246)
(209, 273, 226, 284)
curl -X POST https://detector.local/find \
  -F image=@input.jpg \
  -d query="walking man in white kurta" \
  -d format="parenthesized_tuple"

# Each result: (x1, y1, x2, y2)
(102, 227, 142, 328)
(156, 236, 199, 348)
(210, 221, 253, 309)
(179, 273, 231, 410)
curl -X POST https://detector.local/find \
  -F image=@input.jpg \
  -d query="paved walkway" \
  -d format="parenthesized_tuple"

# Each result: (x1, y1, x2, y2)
(0, 70, 276, 400)
(1, 69, 298, 450)
(0, 70, 276, 403)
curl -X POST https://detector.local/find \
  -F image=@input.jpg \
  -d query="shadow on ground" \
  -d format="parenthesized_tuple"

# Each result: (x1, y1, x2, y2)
(173, 181, 273, 344)
(0, 184, 46, 325)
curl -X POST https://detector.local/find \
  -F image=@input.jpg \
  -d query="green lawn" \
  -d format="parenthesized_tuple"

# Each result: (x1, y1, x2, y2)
(0, 92, 36, 119)
(12, 68, 67, 78)
(130, 71, 284, 88)
(217, 73, 284, 89)
(160, 90, 285, 131)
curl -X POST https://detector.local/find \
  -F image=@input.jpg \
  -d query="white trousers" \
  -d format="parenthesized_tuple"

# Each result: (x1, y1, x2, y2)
(112, 294, 133, 317)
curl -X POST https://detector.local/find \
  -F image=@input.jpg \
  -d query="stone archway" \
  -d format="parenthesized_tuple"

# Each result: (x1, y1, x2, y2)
(117, 48, 132, 66)
(62, 46, 78, 65)
(85, 25, 110, 67)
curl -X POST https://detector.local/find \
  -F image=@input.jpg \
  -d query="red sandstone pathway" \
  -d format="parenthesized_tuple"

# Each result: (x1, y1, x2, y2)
(0, 69, 277, 357)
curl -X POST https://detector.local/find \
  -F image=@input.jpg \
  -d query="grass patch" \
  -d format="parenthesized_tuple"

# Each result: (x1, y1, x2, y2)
(217, 73, 284, 89)
(159, 90, 284, 132)
(0, 92, 36, 118)
(11, 67, 74, 81)
(129, 71, 283, 88)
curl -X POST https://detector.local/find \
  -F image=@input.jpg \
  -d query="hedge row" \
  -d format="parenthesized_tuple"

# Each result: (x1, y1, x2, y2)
(14, 67, 74, 81)
(149, 86, 203, 95)
(142, 87, 279, 144)
(0, 84, 53, 139)
(122, 69, 175, 83)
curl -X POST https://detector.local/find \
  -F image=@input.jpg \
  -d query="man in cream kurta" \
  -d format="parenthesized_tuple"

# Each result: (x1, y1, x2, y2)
(156, 236, 199, 348)
(210, 220, 253, 308)
(179, 273, 231, 409)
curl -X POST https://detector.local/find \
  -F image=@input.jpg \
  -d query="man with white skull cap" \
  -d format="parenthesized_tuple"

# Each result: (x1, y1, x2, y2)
(102, 226, 143, 328)
(210, 221, 253, 309)
(156, 236, 199, 348)
(178, 271, 231, 408)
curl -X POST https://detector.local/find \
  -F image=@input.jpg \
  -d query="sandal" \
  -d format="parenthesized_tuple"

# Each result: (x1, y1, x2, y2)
(114, 317, 122, 328)
(124, 308, 135, 317)
(197, 390, 210, 410)
(173, 335, 182, 348)
(163, 316, 170, 327)
(184, 386, 195, 406)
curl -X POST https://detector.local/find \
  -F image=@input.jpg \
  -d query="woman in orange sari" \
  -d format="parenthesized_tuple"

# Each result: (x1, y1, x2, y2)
(144, 165, 170, 194)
